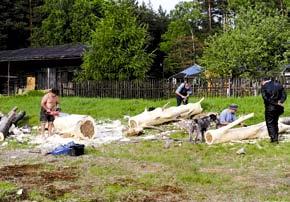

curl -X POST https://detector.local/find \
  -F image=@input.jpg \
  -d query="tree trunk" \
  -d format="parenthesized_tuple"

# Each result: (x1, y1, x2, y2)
(0, 107, 18, 141)
(207, 0, 212, 32)
(205, 114, 290, 144)
(53, 114, 97, 139)
(126, 98, 204, 136)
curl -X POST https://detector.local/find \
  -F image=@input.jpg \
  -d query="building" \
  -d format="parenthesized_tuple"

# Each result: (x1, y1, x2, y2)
(0, 44, 85, 95)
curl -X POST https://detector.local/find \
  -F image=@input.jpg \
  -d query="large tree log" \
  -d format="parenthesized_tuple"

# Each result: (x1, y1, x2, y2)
(205, 114, 290, 144)
(53, 114, 97, 139)
(128, 98, 204, 129)
(0, 107, 17, 141)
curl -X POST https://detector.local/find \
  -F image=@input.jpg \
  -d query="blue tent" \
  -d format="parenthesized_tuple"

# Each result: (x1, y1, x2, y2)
(169, 64, 203, 79)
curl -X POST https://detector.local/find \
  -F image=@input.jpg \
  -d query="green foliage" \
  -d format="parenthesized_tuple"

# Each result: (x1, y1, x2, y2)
(228, 0, 288, 13)
(31, 0, 103, 46)
(201, 7, 289, 78)
(160, 1, 204, 76)
(79, 0, 154, 80)
(0, 0, 31, 49)
(135, 3, 169, 78)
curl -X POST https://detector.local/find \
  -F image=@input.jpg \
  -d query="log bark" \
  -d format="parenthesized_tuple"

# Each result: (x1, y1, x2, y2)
(0, 107, 17, 141)
(205, 114, 290, 144)
(53, 114, 97, 139)
(12, 111, 26, 125)
(128, 98, 204, 129)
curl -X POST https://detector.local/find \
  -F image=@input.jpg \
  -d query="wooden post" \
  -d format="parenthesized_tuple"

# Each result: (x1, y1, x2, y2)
(7, 61, 10, 96)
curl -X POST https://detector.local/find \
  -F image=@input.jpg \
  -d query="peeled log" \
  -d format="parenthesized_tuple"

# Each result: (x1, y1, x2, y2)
(205, 114, 290, 145)
(53, 114, 97, 139)
(0, 107, 17, 141)
(128, 98, 204, 128)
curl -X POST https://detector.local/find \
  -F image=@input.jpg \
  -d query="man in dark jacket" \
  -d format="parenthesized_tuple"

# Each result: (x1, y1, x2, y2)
(175, 80, 192, 106)
(261, 78, 287, 143)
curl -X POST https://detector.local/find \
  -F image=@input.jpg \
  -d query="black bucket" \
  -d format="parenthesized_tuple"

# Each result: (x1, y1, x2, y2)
(69, 144, 85, 156)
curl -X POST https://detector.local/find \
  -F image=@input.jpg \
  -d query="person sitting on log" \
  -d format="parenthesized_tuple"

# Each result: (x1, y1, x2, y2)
(40, 88, 60, 137)
(175, 79, 192, 106)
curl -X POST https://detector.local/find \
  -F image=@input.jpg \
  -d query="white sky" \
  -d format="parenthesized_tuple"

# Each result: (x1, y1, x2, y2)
(137, 0, 191, 13)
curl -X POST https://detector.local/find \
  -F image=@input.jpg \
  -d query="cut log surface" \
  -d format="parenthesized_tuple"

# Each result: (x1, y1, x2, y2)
(53, 114, 97, 139)
(0, 107, 17, 141)
(128, 98, 204, 129)
(205, 114, 290, 145)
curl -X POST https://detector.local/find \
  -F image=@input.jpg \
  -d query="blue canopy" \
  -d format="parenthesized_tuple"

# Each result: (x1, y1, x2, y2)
(169, 64, 203, 79)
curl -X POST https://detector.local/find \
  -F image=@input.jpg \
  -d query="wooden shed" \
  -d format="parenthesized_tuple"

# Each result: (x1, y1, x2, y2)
(0, 44, 85, 95)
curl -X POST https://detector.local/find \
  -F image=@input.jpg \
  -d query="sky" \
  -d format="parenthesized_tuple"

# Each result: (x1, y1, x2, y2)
(137, 0, 191, 13)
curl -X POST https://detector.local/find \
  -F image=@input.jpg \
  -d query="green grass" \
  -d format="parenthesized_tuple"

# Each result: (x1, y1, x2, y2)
(1, 94, 288, 126)
(0, 94, 290, 201)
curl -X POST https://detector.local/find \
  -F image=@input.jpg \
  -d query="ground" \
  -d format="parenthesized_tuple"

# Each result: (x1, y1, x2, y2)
(1, 95, 290, 201)
(0, 137, 290, 201)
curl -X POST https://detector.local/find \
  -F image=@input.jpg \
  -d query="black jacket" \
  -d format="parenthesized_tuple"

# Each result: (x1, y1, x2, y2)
(261, 80, 287, 106)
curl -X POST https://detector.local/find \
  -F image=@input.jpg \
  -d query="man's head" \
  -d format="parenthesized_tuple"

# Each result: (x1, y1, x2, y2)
(261, 77, 273, 85)
(183, 79, 191, 89)
(228, 103, 238, 113)
(50, 88, 59, 96)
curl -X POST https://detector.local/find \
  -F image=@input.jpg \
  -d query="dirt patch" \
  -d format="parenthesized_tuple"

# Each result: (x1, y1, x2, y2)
(44, 184, 81, 200)
(0, 188, 29, 202)
(149, 185, 184, 194)
(0, 163, 82, 200)
(108, 176, 140, 187)
(0, 164, 78, 188)
(123, 184, 188, 202)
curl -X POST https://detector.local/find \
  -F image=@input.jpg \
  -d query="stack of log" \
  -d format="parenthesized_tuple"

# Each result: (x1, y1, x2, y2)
(0, 107, 26, 141)
(125, 98, 204, 136)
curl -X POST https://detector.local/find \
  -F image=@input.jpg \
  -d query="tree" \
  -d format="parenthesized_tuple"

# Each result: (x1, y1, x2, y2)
(135, 2, 169, 78)
(31, 0, 103, 46)
(78, 0, 154, 80)
(0, 0, 33, 50)
(201, 7, 289, 78)
(160, 1, 204, 76)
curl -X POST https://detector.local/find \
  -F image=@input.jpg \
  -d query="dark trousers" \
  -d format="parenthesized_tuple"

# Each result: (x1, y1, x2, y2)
(176, 95, 188, 106)
(265, 105, 284, 142)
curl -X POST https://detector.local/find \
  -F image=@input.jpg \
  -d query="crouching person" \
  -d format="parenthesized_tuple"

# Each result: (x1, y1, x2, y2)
(40, 88, 60, 137)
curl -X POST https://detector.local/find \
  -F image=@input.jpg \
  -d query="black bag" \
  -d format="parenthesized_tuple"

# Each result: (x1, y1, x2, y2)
(69, 144, 85, 156)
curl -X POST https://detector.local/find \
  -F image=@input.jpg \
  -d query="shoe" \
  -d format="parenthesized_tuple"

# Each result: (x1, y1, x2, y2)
(270, 139, 279, 144)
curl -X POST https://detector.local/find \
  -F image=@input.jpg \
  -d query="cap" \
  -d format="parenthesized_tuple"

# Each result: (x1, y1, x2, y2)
(229, 104, 238, 110)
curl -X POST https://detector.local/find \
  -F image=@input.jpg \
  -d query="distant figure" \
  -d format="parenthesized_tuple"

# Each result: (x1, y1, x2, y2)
(261, 78, 287, 143)
(219, 104, 238, 127)
(40, 88, 60, 136)
(175, 80, 192, 106)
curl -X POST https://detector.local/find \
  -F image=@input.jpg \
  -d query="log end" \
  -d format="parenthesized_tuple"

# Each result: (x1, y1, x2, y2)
(124, 127, 143, 136)
(80, 120, 95, 138)
(128, 119, 138, 128)
(0, 132, 4, 142)
(205, 131, 213, 145)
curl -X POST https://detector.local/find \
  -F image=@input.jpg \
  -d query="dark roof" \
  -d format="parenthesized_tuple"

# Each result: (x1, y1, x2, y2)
(0, 44, 86, 62)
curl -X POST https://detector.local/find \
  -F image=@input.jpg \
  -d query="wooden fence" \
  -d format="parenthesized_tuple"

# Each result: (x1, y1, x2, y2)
(61, 80, 172, 99)
(60, 78, 271, 98)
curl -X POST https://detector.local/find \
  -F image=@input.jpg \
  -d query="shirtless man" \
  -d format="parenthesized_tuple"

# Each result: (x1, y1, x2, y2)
(40, 88, 60, 136)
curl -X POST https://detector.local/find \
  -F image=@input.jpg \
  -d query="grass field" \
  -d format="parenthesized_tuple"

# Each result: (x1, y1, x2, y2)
(0, 93, 290, 201)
